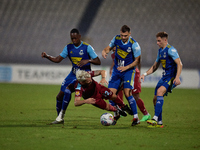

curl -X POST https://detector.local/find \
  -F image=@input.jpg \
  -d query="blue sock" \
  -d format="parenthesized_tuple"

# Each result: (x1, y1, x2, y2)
(155, 96, 164, 118)
(56, 100, 62, 116)
(127, 96, 137, 115)
(109, 100, 116, 106)
(62, 89, 71, 111)
(158, 110, 162, 122)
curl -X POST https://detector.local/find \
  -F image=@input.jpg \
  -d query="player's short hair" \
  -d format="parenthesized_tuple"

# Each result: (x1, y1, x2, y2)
(156, 32, 168, 39)
(76, 70, 91, 82)
(121, 25, 130, 33)
(70, 28, 80, 34)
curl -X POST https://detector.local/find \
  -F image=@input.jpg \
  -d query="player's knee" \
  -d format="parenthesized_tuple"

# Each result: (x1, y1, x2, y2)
(56, 92, 64, 101)
(132, 93, 139, 101)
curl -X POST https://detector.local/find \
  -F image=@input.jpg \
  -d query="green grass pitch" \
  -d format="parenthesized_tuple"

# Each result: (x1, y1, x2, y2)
(0, 83, 199, 150)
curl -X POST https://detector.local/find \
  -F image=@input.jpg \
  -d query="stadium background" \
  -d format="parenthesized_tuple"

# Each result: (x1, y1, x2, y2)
(0, 0, 199, 69)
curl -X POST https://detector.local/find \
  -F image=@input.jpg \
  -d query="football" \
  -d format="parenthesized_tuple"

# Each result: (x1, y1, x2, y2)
(100, 113, 114, 126)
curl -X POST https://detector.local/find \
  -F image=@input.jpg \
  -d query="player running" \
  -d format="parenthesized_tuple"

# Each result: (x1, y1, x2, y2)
(140, 32, 183, 128)
(41, 28, 101, 124)
(102, 25, 141, 126)
(109, 47, 151, 122)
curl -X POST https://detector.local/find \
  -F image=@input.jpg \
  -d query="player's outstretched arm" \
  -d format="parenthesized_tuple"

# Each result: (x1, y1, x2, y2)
(140, 61, 160, 82)
(41, 52, 64, 63)
(93, 70, 108, 85)
(74, 97, 96, 106)
(102, 46, 112, 59)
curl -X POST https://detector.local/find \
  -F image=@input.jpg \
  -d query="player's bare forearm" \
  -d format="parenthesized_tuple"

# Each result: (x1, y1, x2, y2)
(41, 52, 63, 63)
(119, 56, 140, 72)
(74, 97, 85, 106)
(102, 46, 112, 59)
(89, 57, 101, 65)
(174, 58, 183, 85)
(140, 61, 160, 82)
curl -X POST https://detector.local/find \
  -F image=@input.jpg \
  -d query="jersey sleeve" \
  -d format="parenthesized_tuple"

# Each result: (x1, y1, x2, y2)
(156, 52, 160, 62)
(168, 47, 179, 60)
(132, 42, 141, 58)
(75, 83, 82, 97)
(109, 36, 116, 48)
(87, 45, 98, 59)
(87, 71, 95, 77)
(59, 45, 68, 58)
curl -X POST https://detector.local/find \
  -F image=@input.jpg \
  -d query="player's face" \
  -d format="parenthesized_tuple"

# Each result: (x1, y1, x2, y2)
(71, 33, 81, 47)
(79, 78, 92, 87)
(156, 37, 167, 49)
(120, 31, 130, 43)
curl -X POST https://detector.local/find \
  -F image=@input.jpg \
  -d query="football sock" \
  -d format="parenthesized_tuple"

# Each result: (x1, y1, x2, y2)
(113, 95, 125, 107)
(108, 104, 117, 112)
(127, 96, 138, 115)
(62, 88, 71, 111)
(56, 100, 62, 116)
(136, 98, 148, 115)
(154, 96, 164, 120)
(118, 90, 124, 101)
(158, 110, 162, 122)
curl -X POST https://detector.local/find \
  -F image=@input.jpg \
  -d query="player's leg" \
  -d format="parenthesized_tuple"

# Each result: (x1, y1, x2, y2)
(132, 70, 151, 121)
(147, 86, 166, 126)
(133, 93, 151, 121)
(50, 73, 76, 124)
(56, 91, 64, 115)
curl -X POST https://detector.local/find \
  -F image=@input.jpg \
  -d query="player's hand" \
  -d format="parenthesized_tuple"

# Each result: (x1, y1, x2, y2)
(140, 74, 145, 82)
(99, 78, 108, 86)
(78, 59, 88, 67)
(117, 66, 128, 72)
(86, 98, 96, 104)
(41, 52, 47, 58)
(173, 77, 181, 85)
(102, 50, 108, 59)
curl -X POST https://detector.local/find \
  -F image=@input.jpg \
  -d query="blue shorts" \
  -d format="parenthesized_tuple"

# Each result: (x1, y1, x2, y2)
(60, 71, 76, 92)
(155, 76, 176, 96)
(108, 69, 135, 90)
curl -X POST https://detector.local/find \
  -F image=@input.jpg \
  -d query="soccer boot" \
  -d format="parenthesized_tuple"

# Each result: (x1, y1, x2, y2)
(147, 119, 157, 126)
(147, 124, 164, 128)
(49, 120, 64, 125)
(122, 104, 133, 115)
(131, 118, 140, 126)
(116, 105, 127, 117)
(112, 115, 120, 125)
(140, 114, 151, 122)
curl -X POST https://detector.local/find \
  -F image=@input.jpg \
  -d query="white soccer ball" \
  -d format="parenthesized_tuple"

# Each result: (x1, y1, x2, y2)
(100, 113, 114, 126)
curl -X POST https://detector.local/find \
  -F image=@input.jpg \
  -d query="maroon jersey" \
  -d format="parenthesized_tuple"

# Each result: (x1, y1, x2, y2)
(75, 79, 113, 100)
(74, 71, 114, 109)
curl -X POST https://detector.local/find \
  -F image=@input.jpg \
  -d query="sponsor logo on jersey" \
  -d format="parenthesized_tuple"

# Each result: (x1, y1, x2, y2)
(117, 49, 128, 59)
(71, 57, 82, 65)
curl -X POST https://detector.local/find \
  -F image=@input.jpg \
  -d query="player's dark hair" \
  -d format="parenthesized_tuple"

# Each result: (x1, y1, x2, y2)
(156, 32, 168, 39)
(70, 28, 80, 34)
(121, 25, 130, 33)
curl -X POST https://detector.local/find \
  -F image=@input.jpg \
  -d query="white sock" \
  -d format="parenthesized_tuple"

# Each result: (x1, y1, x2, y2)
(153, 116, 158, 121)
(56, 110, 65, 121)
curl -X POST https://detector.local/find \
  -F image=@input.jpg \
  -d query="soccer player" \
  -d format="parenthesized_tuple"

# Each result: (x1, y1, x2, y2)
(102, 25, 141, 126)
(140, 32, 183, 128)
(109, 48, 151, 122)
(41, 28, 101, 124)
(55, 70, 130, 125)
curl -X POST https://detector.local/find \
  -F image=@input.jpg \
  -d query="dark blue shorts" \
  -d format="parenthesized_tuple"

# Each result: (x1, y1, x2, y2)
(108, 69, 135, 90)
(155, 76, 176, 96)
